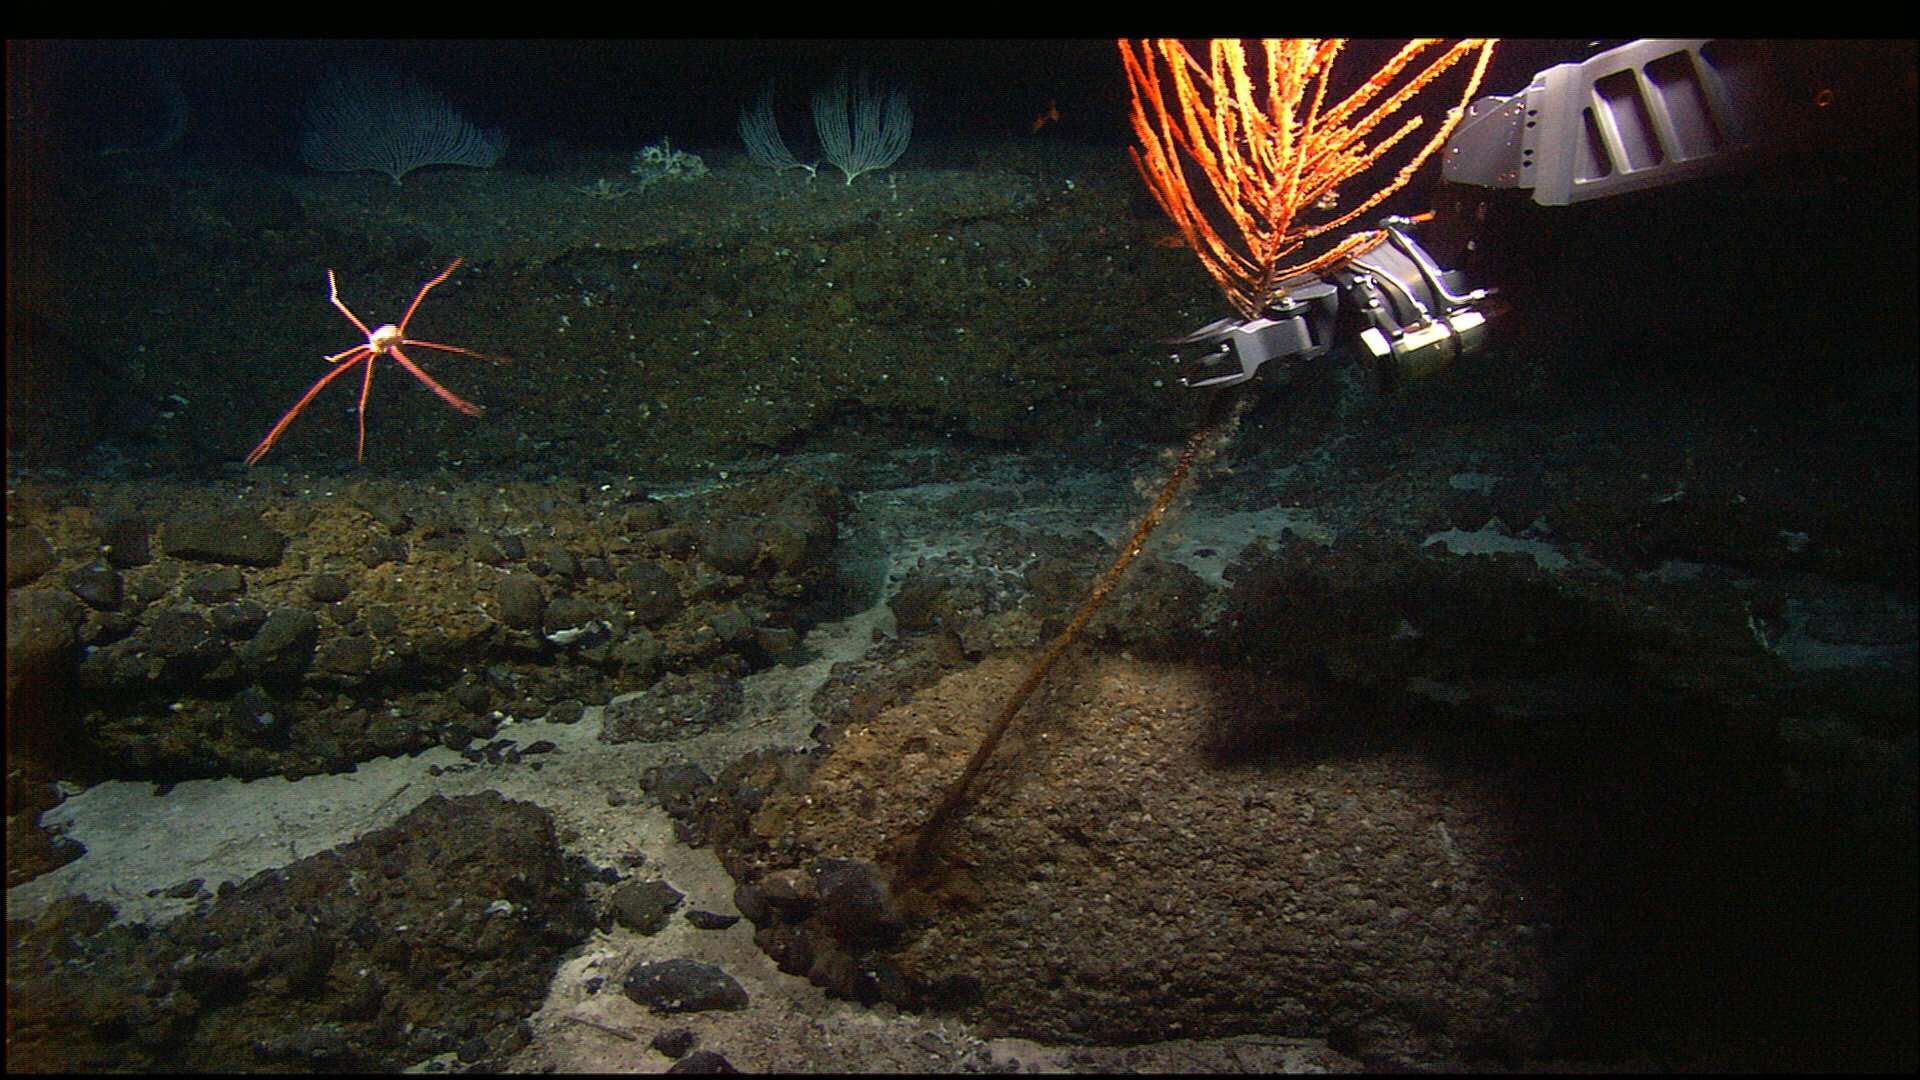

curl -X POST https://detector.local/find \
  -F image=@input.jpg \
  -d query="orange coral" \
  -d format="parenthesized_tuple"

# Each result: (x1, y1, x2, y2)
(1121, 38, 1496, 319)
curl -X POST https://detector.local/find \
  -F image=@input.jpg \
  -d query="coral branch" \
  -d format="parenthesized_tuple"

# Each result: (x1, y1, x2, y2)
(896, 391, 1251, 884)
(1121, 38, 1496, 319)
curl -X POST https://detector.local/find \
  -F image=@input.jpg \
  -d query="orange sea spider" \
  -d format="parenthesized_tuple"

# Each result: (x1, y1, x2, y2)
(244, 258, 505, 466)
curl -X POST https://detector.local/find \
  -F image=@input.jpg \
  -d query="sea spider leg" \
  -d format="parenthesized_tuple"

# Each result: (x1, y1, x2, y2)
(386, 345, 486, 417)
(243, 346, 374, 465)
(396, 259, 464, 334)
(355, 344, 379, 462)
(397, 339, 504, 364)
(327, 269, 375, 340)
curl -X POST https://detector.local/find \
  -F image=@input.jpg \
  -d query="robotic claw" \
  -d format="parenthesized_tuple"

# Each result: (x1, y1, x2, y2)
(1162, 38, 1800, 390)
(1169, 217, 1493, 389)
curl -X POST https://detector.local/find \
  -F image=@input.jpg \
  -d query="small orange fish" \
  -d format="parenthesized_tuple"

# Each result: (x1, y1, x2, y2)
(1030, 99, 1060, 134)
